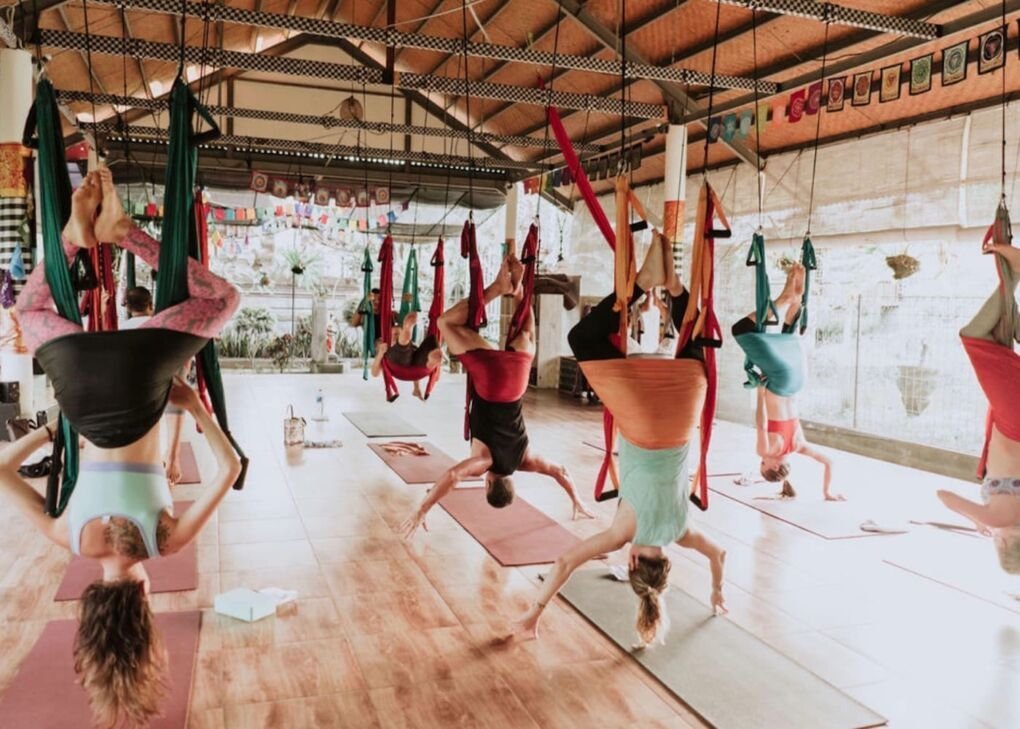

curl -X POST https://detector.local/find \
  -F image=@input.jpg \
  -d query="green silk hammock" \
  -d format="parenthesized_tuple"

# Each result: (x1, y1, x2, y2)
(358, 246, 376, 378)
(397, 246, 421, 326)
(26, 80, 81, 515)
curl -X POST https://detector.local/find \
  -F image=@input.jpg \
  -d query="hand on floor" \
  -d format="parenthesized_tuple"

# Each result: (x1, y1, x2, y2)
(400, 508, 428, 539)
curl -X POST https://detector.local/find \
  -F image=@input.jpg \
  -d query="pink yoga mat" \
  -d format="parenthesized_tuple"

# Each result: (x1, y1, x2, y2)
(0, 610, 201, 729)
(439, 488, 580, 566)
(54, 502, 198, 601)
(368, 441, 482, 485)
(177, 442, 201, 485)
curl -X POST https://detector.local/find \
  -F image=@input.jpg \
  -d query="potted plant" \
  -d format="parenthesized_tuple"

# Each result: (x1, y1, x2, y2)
(267, 333, 295, 373)
(231, 307, 276, 369)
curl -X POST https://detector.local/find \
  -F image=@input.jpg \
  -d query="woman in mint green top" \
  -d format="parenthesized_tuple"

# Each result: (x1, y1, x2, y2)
(511, 236, 728, 648)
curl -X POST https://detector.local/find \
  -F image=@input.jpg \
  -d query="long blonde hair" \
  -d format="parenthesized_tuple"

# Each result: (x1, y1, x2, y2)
(996, 528, 1020, 574)
(629, 555, 671, 645)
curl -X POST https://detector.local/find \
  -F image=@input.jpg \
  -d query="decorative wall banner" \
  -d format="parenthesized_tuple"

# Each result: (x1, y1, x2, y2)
(271, 179, 288, 198)
(852, 71, 873, 106)
(0, 145, 30, 199)
(772, 97, 787, 125)
(909, 54, 933, 95)
(708, 117, 723, 142)
(250, 171, 269, 193)
(788, 88, 806, 123)
(314, 187, 330, 206)
(826, 77, 846, 112)
(756, 102, 770, 131)
(805, 81, 822, 115)
(722, 114, 738, 142)
(978, 26, 1006, 74)
(738, 110, 754, 139)
(942, 40, 969, 85)
(880, 64, 902, 102)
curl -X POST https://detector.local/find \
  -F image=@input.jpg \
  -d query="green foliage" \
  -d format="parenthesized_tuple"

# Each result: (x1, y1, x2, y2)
(334, 329, 362, 359)
(266, 333, 294, 373)
(221, 307, 276, 365)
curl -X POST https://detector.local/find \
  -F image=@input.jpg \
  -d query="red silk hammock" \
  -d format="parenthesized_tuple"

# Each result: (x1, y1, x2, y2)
(548, 104, 722, 508)
(82, 243, 118, 332)
(459, 220, 539, 440)
(379, 237, 446, 401)
(962, 202, 1020, 477)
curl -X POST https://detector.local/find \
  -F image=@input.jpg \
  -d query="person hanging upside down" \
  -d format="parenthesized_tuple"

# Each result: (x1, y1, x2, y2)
(939, 227, 1020, 573)
(513, 234, 727, 646)
(732, 263, 843, 501)
(370, 310, 442, 400)
(401, 255, 593, 537)
(2, 169, 242, 727)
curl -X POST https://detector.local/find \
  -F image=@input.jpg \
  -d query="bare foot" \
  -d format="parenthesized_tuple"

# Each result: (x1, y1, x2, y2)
(775, 264, 801, 306)
(493, 258, 514, 296)
(412, 383, 424, 400)
(508, 256, 524, 297)
(94, 167, 131, 243)
(426, 348, 442, 371)
(63, 173, 101, 248)
(636, 233, 667, 291)
(985, 243, 1020, 273)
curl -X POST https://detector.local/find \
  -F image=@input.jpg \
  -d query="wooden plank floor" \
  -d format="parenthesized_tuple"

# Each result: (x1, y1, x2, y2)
(1, 371, 1018, 728)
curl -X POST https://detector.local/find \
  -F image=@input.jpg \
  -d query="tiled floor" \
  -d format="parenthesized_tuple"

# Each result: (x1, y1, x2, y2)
(1, 370, 1018, 728)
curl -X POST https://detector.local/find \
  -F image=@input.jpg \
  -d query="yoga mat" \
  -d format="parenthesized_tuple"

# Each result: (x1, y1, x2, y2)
(560, 569, 886, 729)
(54, 501, 198, 601)
(885, 532, 1020, 615)
(438, 488, 579, 566)
(177, 442, 201, 484)
(343, 411, 426, 438)
(367, 441, 482, 485)
(0, 610, 201, 729)
(708, 477, 894, 540)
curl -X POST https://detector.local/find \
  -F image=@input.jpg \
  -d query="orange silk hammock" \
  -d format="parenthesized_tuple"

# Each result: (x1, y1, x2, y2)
(961, 202, 1020, 477)
(459, 220, 539, 440)
(378, 235, 446, 402)
(580, 178, 726, 508)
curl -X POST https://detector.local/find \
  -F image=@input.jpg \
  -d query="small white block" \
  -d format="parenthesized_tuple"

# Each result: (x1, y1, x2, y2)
(214, 588, 278, 622)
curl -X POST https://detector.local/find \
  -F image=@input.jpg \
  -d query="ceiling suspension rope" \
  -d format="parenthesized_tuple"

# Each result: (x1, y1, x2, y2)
(701, 0, 723, 177)
(536, 0, 565, 220)
(804, 21, 830, 237)
(751, 6, 764, 231)
(80, 0, 100, 136)
(1000, 0, 1008, 202)
(460, 0, 474, 215)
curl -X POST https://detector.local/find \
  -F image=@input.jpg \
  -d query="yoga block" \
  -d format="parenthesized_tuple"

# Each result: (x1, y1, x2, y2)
(214, 588, 277, 623)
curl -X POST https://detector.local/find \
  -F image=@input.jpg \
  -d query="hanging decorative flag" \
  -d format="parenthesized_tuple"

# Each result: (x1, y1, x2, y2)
(358, 218, 367, 231)
(805, 81, 822, 115)
(387, 210, 398, 223)
(852, 72, 872, 107)
(737, 111, 753, 139)
(271, 179, 289, 198)
(551, 168, 562, 187)
(375, 186, 391, 204)
(942, 40, 968, 86)
(250, 171, 269, 193)
(978, 25, 1006, 75)
(880, 64, 902, 102)
(348, 218, 357, 231)
(756, 102, 770, 132)
(788, 89, 806, 123)
(707, 117, 722, 143)
(377, 214, 388, 227)
(145, 202, 158, 217)
(356, 189, 371, 207)
(910, 54, 933, 95)
(225, 209, 236, 221)
(772, 98, 787, 125)
(315, 187, 331, 206)
(826, 77, 847, 112)
(337, 187, 353, 206)
(627, 145, 642, 172)
(721, 114, 738, 142)
(401, 200, 410, 211)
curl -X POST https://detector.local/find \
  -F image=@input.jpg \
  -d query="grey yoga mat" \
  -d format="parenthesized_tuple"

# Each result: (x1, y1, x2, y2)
(559, 569, 886, 729)
(343, 411, 426, 437)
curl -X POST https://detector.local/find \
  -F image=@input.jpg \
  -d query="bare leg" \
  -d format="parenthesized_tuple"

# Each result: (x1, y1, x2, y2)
(635, 233, 667, 292)
(962, 245, 1019, 345)
(439, 258, 512, 356)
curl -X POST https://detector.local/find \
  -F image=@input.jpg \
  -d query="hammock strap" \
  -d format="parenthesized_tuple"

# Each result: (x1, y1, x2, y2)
(359, 246, 376, 378)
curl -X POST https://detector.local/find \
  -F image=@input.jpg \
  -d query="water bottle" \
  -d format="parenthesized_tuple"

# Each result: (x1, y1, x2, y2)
(312, 387, 328, 421)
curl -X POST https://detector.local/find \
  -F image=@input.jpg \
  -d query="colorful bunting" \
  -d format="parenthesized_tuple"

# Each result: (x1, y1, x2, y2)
(788, 89, 806, 123)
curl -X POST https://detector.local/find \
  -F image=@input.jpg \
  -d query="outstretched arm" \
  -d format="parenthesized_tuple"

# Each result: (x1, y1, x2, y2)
(162, 379, 242, 554)
(512, 525, 629, 640)
(798, 444, 843, 501)
(0, 426, 69, 547)
(755, 387, 770, 457)
(677, 527, 727, 615)
(401, 455, 490, 538)
(519, 452, 595, 519)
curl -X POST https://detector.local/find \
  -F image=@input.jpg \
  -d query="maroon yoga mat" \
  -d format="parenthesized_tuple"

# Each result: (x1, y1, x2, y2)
(54, 501, 198, 601)
(177, 442, 201, 485)
(0, 610, 201, 729)
(439, 488, 580, 566)
(368, 441, 482, 485)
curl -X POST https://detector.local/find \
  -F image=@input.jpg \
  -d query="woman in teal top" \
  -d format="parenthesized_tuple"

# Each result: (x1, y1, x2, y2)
(513, 235, 727, 647)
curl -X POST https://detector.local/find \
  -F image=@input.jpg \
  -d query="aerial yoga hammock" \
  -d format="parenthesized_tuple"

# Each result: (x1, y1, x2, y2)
(548, 103, 722, 508)
(19, 78, 247, 518)
(375, 236, 446, 401)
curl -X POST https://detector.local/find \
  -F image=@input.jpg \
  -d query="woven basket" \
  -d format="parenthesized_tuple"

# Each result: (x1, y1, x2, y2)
(886, 254, 920, 280)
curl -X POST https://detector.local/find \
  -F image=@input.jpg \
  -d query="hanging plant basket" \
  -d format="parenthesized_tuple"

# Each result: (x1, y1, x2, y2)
(290, 265, 305, 276)
(895, 365, 938, 417)
(886, 254, 920, 280)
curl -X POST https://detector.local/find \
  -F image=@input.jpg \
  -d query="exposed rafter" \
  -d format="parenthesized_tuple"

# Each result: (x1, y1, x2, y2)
(57, 89, 602, 151)
(86, 0, 775, 92)
(717, 0, 941, 39)
(37, 29, 666, 118)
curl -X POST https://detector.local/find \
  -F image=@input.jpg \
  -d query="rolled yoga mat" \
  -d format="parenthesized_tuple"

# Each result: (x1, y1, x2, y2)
(708, 477, 893, 540)
(367, 441, 482, 485)
(177, 442, 201, 484)
(343, 411, 426, 438)
(439, 488, 580, 566)
(0, 610, 201, 729)
(54, 501, 198, 601)
(559, 569, 886, 729)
